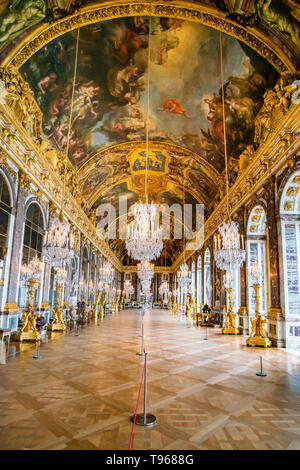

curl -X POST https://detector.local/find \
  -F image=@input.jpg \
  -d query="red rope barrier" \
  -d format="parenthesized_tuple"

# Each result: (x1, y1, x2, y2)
(128, 355, 146, 450)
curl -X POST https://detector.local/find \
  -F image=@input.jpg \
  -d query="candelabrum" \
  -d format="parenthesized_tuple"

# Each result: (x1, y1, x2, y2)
(16, 256, 43, 342)
(99, 291, 107, 320)
(185, 295, 191, 319)
(246, 265, 271, 347)
(222, 271, 239, 335)
(191, 296, 197, 321)
(92, 290, 101, 320)
(48, 267, 67, 331)
(15, 279, 41, 342)
(168, 292, 173, 311)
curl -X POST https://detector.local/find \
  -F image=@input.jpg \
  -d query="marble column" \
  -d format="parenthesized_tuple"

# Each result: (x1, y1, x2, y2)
(264, 178, 284, 347)
(4, 185, 27, 312)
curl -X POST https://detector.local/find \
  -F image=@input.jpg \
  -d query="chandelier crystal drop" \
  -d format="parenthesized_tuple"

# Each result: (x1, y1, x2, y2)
(126, 201, 163, 262)
(99, 261, 114, 285)
(20, 256, 43, 281)
(43, 212, 74, 266)
(214, 220, 246, 271)
(177, 263, 192, 290)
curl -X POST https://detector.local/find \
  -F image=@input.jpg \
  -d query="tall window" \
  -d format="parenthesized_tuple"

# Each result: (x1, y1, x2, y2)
(18, 203, 44, 308)
(247, 206, 267, 315)
(197, 255, 202, 307)
(0, 173, 11, 283)
(204, 248, 211, 305)
(191, 261, 196, 297)
(81, 247, 89, 301)
(230, 268, 240, 313)
(280, 172, 300, 317)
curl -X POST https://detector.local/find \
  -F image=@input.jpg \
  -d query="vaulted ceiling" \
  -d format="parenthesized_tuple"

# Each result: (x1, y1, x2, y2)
(0, 0, 299, 265)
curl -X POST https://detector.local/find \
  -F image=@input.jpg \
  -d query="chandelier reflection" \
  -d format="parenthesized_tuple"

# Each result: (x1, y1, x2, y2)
(177, 263, 191, 292)
(99, 261, 114, 285)
(20, 255, 43, 281)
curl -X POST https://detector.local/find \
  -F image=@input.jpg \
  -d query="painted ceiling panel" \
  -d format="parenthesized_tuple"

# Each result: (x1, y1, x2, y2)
(20, 16, 278, 173)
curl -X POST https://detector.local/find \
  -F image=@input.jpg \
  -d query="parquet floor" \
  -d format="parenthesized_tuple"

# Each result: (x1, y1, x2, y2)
(0, 308, 300, 450)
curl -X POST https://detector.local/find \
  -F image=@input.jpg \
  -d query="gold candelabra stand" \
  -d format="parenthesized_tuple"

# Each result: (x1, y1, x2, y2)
(246, 284, 271, 347)
(222, 288, 239, 335)
(120, 293, 124, 311)
(173, 296, 179, 314)
(191, 296, 197, 321)
(16, 279, 41, 342)
(48, 283, 66, 331)
(99, 292, 107, 320)
(92, 290, 101, 320)
(185, 295, 191, 319)
(168, 298, 173, 311)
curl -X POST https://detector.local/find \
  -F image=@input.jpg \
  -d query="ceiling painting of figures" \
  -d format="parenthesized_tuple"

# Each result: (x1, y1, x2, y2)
(20, 16, 278, 173)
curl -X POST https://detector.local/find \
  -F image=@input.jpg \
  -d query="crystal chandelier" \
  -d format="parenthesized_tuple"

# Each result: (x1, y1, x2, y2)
(249, 262, 262, 286)
(214, 220, 246, 271)
(124, 279, 134, 295)
(141, 279, 152, 296)
(43, 212, 74, 266)
(126, 201, 163, 262)
(159, 281, 169, 296)
(177, 263, 191, 291)
(137, 261, 154, 283)
(20, 255, 43, 281)
(54, 266, 68, 284)
(99, 261, 114, 285)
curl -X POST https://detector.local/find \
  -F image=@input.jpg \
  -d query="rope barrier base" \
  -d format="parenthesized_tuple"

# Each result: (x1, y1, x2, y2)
(130, 413, 157, 427)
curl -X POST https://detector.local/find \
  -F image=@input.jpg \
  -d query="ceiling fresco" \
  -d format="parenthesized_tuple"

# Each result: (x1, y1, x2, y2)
(20, 15, 278, 173)
(78, 142, 219, 209)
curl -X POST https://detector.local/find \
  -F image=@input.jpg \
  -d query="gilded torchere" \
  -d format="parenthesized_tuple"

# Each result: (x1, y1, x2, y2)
(222, 288, 239, 335)
(15, 279, 41, 342)
(92, 290, 101, 320)
(48, 283, 66, 332)
(191, 296, 197, 321)
(99, 292, 107, 320)
(247, 284, 271, 347)
(185, 295, 191, 319)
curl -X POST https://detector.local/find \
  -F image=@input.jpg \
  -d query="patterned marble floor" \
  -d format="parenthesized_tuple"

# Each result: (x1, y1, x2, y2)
(0, 308, 300, 450)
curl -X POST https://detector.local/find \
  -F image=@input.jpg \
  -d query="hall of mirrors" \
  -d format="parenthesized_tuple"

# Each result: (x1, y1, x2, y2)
(0, 0, 299, 452)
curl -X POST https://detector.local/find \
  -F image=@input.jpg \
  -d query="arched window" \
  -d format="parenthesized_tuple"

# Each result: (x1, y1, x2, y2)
(204, 248, 211, 306)
(247, 206, 267, 315)
(197, 255, 202, 307)
(280, 171, 300, 320)
(18, 202, 44, 308)
(89, 253, 96, 302)
(0, 173, 12, 282)
(81, 247, 89, 301)
(191, 260, 196, 297)
(230, 268, 240, 313)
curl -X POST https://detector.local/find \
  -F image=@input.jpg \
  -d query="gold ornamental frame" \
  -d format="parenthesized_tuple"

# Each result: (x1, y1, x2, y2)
(0, 1, 296, 74)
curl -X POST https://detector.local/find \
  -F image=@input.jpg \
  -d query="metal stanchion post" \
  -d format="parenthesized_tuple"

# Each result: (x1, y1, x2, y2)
(136, 320, 145, 356)
(76, 324, 81, 336)
(131, 353, 156, 427)
(256, 356, 267, 376)
(33, 339, 41, 359)
(203, 327, 208, 340)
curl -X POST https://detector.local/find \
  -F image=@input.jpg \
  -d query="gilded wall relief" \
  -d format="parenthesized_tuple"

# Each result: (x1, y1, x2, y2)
(20, 16, 278, 172)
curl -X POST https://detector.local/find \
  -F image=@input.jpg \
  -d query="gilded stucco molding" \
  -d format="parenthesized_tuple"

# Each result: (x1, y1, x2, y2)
(0, 106, 123, 272)
(0, 1, 294, 74)
(172, 103, 300, 272)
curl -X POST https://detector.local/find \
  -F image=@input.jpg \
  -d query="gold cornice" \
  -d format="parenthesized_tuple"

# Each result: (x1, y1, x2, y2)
(0, 1, 294, 74)
(172, 103, 300, 272)
(0, 105, 123, 272)
(77, 140, 220, 181)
